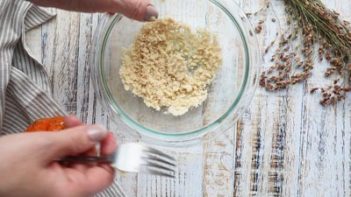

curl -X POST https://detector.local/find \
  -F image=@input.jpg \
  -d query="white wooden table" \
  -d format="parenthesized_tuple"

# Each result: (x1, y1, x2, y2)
(26, 0, 351, 196)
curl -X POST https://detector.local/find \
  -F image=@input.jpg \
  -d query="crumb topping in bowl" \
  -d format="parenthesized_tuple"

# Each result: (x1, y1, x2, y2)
(120, 18, 222, 116)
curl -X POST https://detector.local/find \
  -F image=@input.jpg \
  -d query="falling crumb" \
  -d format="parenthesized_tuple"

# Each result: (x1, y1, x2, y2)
(120, 18, 222, 116)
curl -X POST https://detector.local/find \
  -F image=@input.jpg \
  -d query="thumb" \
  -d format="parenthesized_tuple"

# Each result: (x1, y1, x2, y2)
(45, 125, 108, 160)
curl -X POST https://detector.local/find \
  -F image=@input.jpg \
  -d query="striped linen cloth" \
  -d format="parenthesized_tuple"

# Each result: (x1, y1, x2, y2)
(0, 0, 123, 196)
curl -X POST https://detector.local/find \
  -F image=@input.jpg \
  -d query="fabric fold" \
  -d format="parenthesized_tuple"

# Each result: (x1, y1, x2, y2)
(0, 0, 30, 132)
(0, 0, 64, 134)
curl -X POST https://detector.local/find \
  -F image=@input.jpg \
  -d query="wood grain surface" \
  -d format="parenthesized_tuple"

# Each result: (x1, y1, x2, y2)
(25, 0, 351, 196)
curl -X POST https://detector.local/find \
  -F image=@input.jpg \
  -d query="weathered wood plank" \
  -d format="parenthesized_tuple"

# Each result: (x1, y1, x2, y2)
(231, 0, 282, 197)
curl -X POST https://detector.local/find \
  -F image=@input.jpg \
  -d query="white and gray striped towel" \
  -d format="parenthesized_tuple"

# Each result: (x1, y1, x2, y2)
(0, 0, 123, 196)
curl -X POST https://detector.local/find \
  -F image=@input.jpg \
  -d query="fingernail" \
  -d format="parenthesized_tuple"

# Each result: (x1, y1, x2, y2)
(144, 5, 158, 21)
(87, 125, 108, 142)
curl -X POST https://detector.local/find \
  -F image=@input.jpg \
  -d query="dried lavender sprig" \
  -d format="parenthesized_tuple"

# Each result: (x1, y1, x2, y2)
(260, 0, 351, 105)
(286, 0, 351, 57)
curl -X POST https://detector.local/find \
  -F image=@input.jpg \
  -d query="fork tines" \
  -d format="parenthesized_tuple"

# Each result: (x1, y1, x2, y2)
(144, 146, 177, 162)
(142, 146, 177, 178)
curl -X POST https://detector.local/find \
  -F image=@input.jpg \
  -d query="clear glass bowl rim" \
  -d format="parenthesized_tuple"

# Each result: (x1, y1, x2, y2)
(92, 0, 260, 142)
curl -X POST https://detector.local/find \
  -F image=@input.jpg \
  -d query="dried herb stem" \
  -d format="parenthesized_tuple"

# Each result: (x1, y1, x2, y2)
(260, 0, 351, 105)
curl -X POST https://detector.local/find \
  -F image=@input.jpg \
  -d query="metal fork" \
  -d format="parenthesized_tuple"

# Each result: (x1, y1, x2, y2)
(59, 143, 176, 178)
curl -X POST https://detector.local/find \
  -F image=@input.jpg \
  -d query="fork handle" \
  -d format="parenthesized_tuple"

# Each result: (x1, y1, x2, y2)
(58, 155, 114, 164)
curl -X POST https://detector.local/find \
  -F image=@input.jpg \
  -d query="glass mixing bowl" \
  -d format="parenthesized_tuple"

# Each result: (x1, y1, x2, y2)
(92, 0, 260, 143)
